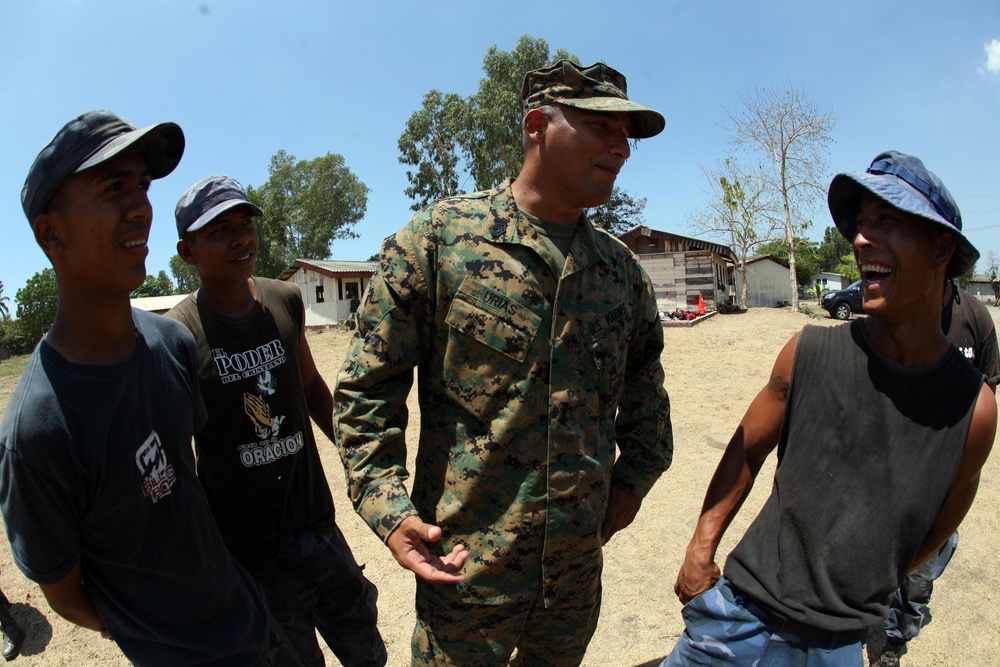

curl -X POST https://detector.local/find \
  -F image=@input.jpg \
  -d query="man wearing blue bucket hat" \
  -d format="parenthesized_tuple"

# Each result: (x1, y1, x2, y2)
(662, 151, 997, 666)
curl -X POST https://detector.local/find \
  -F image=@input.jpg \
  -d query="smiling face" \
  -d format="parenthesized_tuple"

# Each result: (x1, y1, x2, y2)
(537, 104, 632, 210)
(177, 204, 258, 287)
(852, 191, 955, 321)
(34, 147, 153, 296)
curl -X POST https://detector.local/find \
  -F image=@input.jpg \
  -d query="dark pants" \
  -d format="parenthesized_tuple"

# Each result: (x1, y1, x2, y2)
(247, 527, 386, 667)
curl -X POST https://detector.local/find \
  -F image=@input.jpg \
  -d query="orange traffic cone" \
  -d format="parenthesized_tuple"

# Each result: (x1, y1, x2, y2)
(697, 292, 707, 316)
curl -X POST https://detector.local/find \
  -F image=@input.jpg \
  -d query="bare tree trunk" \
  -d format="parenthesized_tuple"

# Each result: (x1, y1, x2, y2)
(741, 266, 749, 308)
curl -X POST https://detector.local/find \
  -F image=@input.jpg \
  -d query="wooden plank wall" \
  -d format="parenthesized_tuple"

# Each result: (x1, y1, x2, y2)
(638, 251, 720, 314)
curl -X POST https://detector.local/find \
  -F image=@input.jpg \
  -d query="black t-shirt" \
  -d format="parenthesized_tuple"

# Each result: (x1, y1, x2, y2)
(0, 310, 270, 665)
(168, 278, 336, 564)
(943, 287, 1000, 385)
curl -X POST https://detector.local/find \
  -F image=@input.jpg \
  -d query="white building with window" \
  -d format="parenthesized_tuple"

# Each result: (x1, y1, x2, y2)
(277, 259, 377, 328)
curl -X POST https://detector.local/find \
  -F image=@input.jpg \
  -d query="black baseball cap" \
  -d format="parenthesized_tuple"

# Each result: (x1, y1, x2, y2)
(175, 175, 263, 238)
(22, 109, 184, 223)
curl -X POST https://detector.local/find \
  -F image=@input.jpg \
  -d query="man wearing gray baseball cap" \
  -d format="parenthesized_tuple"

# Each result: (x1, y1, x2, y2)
(663, 151, 996, 666)
(167, 175, 386, 667)
(0, 111, 298, 666)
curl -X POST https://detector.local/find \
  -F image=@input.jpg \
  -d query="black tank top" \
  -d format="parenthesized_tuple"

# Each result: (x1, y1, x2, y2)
(725, 320, 983, 632)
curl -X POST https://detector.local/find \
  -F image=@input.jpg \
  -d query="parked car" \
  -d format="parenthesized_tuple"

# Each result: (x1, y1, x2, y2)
(821, 279, 864, 320)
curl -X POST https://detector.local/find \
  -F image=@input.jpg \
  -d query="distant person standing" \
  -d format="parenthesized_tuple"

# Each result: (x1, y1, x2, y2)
(868, 281, 1000, 667)
(167, 175, 386, 667)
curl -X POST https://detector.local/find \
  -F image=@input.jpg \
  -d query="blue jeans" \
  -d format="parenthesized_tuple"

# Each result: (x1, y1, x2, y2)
(884, 531, 959, 643)
(246, 527, 387, 667)
(662, 578, 865, 667)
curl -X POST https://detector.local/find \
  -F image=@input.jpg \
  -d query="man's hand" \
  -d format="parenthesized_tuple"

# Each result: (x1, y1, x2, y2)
(674, 554, 721, 604)
(386, 515, 469, 583)
(601, 486, 642, 544)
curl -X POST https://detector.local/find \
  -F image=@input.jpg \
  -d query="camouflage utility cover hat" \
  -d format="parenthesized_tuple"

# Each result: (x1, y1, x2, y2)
(175, 175, 263, 238)
(22, 109, 184, 223)
(521, 60, 665, 139)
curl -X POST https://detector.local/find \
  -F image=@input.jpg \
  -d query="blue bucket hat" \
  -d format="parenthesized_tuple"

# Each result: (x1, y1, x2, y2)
(828, 150, 978, 277)
(175, 175, 263, 238)
(22, 110, 184, 224)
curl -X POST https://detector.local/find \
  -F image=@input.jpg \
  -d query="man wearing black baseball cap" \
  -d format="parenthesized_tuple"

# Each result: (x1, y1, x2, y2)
(167, 175, 386, 667)
(0, 111, 296, 666)
(663, 151, 996, 665)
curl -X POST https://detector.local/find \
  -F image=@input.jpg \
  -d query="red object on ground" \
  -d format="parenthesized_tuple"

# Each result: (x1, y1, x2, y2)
(697, 292, 707, 315)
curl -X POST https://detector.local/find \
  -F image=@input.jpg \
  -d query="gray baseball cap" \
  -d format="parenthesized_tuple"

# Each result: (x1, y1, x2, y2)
(22, 109, 184, 223)
(828, 150, 977, 278)
(175, 175, 263, 238)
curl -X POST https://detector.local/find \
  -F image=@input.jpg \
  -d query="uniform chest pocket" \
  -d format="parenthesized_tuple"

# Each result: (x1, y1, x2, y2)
(585, 303, 630, 403)
(441, 279, 542, 420)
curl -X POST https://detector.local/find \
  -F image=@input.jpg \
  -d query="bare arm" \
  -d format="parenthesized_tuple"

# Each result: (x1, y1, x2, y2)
(39, 561, 110, 637)
(911, 382, 997, 568)
(298, 305, 335, 444)
(674, 333, 799, 604)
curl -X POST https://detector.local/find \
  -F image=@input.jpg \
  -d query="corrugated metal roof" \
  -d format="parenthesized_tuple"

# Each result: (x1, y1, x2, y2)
(279, 259, 378, 281)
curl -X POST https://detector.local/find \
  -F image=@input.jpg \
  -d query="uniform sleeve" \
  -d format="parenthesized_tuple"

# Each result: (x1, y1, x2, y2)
(610, 266, 673, 497)
(333, 215, 433, 541)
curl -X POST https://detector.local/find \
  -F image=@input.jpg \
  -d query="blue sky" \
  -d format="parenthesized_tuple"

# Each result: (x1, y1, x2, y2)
(2, 1, 999, 308)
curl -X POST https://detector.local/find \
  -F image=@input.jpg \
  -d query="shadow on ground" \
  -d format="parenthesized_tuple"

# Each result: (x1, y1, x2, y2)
(10, 602, 53, 658)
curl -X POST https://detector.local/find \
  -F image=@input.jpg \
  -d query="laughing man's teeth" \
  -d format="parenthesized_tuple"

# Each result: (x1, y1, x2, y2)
(861, 264, 891, 274)
(123, 240, 146, 248)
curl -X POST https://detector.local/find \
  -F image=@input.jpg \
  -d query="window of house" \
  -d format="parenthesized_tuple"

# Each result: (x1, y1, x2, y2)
(316, 285, 324, 303)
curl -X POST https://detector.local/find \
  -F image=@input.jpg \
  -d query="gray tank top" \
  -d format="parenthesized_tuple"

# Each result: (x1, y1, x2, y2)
(725, 321, 983, 632)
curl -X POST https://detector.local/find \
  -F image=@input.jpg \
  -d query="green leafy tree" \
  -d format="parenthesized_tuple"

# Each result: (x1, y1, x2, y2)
(398, 35, 575, 204)
(0, 281, 10, 320)
(687, 158, 782, 307)
(589, 188, 648, 236)
(398, 90, 469, 211)
(814, 226, 853, 272)
(249, 151, 369, 278)
(0, 317, 28, 358)
(724, 83, 836, 311)
(833, 254, 860, 283)
(462, 36, 576, 191)
(170, 254, 201, 294)
(131, 270, 174, 298)
(15, 268, 58, 350)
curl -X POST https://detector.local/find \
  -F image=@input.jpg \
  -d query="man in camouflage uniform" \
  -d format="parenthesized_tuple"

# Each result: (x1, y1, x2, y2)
(334, 60, 673, 666)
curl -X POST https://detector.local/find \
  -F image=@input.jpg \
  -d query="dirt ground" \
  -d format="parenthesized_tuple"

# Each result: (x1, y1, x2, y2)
(0, 306, 997, 666)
